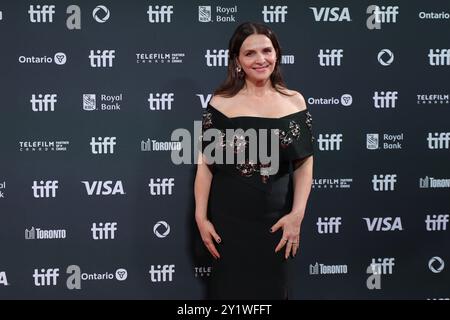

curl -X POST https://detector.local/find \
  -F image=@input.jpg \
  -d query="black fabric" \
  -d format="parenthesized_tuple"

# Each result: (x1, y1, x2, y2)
(200, 104, 314, 299)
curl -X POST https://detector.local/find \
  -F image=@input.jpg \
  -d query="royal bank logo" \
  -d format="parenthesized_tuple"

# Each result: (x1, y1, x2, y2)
(66, 265, 128, 290)
(25, 226, 67, 240)
(18, 52, 67, 65)
(198, 5, 237, 23)
(136, 52, 185, 64)
(194, 266, 211, 277)
(0, 181, 6, 199)
(83, 93, 122, 111)
(18, 140, 69, 152)
(378, 49, 394, 66)
(153, 221, 170, 238)
(420, 177, 450, 189)
(428, 257, 445, 273)
(366, 133, 404, 150)
(312, 178, 353, 189)
(417, 94, 449, 105)
(307, 94, 352, 106)
(141, 138, 181, 152)
(309, 262, 348, 275)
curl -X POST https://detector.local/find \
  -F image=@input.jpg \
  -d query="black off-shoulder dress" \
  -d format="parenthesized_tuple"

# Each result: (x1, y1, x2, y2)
(200, 104, 314, 300)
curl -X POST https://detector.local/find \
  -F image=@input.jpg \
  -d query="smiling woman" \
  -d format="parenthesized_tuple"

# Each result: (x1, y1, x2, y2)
(194, 22, 314, 300)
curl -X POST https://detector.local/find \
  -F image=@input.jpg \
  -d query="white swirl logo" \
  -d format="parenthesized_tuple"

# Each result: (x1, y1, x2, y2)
(429, 256, 445, 273)
(115, 268, 128, 281)
(377, 49, 394, 66)
(93, 5, 110, 23)
(54, 52, 67, 65)
(153, 221, 170, 238)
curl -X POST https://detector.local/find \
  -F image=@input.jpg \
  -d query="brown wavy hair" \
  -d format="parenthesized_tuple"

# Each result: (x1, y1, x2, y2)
(214, 22, 291, 97)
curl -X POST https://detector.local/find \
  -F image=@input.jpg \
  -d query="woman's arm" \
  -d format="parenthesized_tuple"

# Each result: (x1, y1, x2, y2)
(194, 152, 221, 259)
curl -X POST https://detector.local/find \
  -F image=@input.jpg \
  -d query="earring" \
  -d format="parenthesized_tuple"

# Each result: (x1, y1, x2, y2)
(236, 66, 242, 73)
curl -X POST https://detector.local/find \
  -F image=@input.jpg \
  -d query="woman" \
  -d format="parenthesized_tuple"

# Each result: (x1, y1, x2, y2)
(194, 22, 314, 299)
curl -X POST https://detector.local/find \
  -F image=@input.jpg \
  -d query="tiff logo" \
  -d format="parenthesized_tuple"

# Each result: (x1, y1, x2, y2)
(148, 178, 175, 195)
(148, 93, 174, 110)
(366, 5, 399, 29)
(89, 50, 115, 67)
(317, 134, 343, 151)
(91, 222, 117, 240)
(33, 268, 59, 286)
(372, 174, 397, 191)
(427, 132, 450, 149)
(373, 91, 398, 108)
(317, 217, 342, 234)
(28, 5, 55, 23)
(30, 94, 57, 112)
(205, 49, 228, 67)
(318, 49, 343, 66)
(428, 49, 450, 66)
(149, 264, 175, 282)
(90, 137, 116, 154)
(425, 214, 449, 231)
(370, 258, 395, 275)
(32, 180, 58, 198)
(262, 5, 287, 23)
(147, 5, 173, 23)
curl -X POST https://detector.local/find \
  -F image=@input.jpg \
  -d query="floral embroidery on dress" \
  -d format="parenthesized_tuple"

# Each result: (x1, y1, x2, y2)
(202, 109, 213, 129)
(305, 111, 314, 142)
(236, 161, 273, 184)
(274, 120, 301, 148)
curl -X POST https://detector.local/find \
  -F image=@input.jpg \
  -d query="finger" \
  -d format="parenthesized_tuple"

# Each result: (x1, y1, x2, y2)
(207, 242, 221, 259)
(270, 221, 282, 233)
(210, 229, 222, 244)
(285, 241, 293, 259)
(275, 237, 288, 253)
(292, 243, 299, 257)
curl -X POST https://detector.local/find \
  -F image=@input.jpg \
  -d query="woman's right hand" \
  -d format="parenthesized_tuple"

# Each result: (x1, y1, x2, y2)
(196, 218, 221, 259)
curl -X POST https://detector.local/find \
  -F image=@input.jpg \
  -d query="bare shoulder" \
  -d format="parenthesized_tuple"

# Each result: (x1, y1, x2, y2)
(280, 88, 307, 111)
(209, 95, 232, 108)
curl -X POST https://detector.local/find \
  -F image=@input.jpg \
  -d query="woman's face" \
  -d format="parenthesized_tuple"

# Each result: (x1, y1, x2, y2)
(237, 34, 277, 82)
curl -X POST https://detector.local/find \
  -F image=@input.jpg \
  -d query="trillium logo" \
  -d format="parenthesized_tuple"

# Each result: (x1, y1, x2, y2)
(153, 221, 170, 238)
(428, 256, 445, 273)
(54, 52, 67, 65)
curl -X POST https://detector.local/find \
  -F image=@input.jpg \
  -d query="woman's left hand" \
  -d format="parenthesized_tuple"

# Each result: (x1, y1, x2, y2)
(271, 212, 303, 259)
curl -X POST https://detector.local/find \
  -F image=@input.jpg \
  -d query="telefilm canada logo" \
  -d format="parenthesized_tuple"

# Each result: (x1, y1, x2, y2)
(136, 52, 185, 64)
(18, 140, 69, 152)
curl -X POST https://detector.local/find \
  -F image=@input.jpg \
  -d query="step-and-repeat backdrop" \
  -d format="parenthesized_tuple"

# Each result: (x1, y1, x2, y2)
(0, 0, 449, 299)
